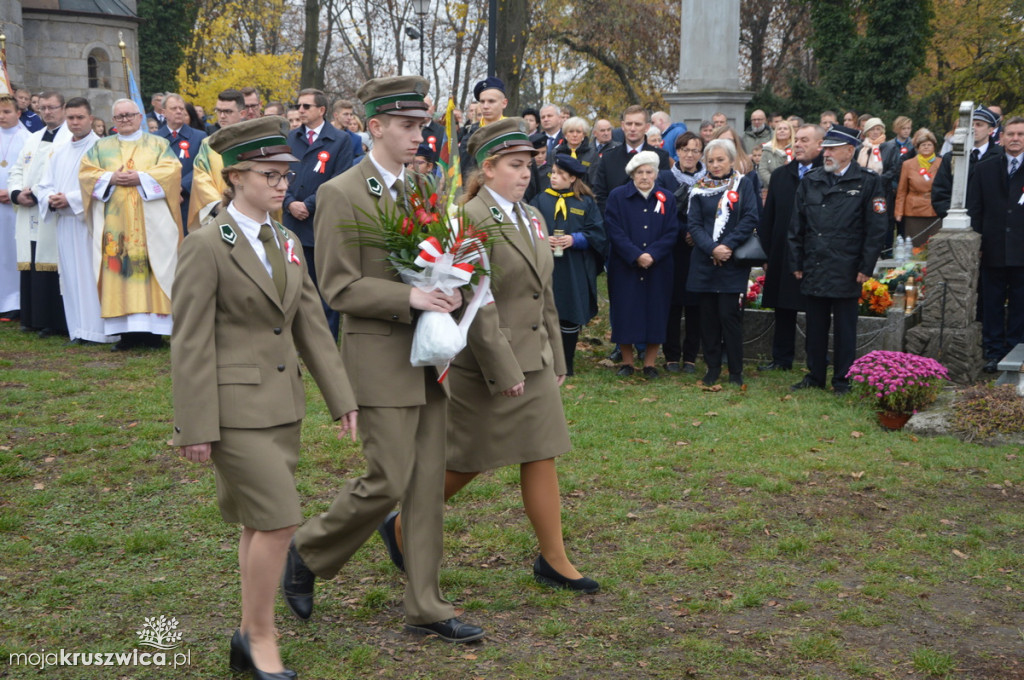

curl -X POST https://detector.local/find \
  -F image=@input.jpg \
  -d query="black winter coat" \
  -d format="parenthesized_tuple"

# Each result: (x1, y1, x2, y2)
(760, 158, 820, 310)
(966, 154, 1024, 268)
(592, 143, 672, 214)
(788, 164, 888, 299)
(687, 173, 759, 295)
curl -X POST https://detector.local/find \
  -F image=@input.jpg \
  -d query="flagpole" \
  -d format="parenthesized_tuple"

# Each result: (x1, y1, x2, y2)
(118, 32, 130, 98)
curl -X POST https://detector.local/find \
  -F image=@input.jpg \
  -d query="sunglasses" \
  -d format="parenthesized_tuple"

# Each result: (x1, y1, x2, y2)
(298, 103, 322, 110)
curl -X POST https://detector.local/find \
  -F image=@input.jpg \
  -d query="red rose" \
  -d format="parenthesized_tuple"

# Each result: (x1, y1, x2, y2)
(400, 217, 415, 235)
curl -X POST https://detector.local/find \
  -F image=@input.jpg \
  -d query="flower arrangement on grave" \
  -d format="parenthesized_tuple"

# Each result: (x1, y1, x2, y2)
(859, 277, 893, 316)
(744, 274, 765, 309)
(847, 350, 949, 420)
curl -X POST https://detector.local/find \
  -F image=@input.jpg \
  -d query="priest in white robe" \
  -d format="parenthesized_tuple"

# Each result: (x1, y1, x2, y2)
(36, 97, 118, 344)
(0, 94, 29, 319)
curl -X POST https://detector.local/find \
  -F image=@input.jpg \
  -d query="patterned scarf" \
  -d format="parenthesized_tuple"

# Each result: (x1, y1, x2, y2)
(689, 171, 742, 241)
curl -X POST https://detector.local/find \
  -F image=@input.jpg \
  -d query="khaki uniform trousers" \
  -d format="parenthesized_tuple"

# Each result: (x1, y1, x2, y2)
(293, 373, 454, 625)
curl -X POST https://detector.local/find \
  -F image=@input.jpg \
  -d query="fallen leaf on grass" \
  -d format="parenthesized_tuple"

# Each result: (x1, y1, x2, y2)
(726, 629, 741, 634)
(939, 519, 956, 526)
(780, 394, 792, 401)
(33, 482, 45, 490)
(462, 653, 478, 660)
(704, 411, 719, 417)
(674, 441, 690, 446)
(628, 438, 650, 444)
(664, 412, 673, 418)
(699, 383, 723, 392)
(44, 456, 55, 463)
(851, 471, 865, 479)
(640, 397, 657, 403)
(626, 512, 640, 520)
(850, 431, 863, 439)
(597, 359, 616, 368)
(953, 549, 969, 560)
(691, 421, 702, 427)
(909, 435, 920, 442)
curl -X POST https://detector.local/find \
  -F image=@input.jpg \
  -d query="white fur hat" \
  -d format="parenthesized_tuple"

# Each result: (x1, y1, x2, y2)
(625, 150, 661, 176)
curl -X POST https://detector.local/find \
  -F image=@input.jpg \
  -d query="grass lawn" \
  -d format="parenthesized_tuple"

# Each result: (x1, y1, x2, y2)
(1, 303, 1022, 679)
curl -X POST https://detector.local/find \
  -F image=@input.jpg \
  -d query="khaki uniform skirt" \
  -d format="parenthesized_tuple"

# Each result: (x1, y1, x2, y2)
(446, 364, 571, 473)
(211, 421, 303, 531)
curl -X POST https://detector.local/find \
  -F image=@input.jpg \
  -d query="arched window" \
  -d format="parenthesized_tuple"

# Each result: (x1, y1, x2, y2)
(87, 48, 111, 89)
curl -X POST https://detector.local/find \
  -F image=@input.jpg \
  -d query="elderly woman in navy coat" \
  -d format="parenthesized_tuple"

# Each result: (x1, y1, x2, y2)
(687, 138, 759, 386)
(605, 150, 679, 378)
(530, 154, 606, 376)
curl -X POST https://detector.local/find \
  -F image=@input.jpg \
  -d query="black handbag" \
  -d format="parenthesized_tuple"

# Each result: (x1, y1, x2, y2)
(732, 231, 767, 267)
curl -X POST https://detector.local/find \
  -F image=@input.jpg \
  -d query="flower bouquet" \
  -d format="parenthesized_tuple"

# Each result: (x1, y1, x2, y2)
(344, 169, 501, 379)
(858, 277, 893, 317)
(847, 350, 949, 426)
(744, 274, 765, 309)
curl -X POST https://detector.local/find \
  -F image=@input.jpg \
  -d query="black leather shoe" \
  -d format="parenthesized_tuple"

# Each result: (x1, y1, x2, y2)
(281, 541, 315, 621)
(700, 370, 720, 385)
(983, 359, 999, 374)
(37, 327, 58, 339)
(832, 383, 852, 395)
(664, 362, 681, 373)
(608, 347, 623, 363)
(642, 366, 659, 379)
(682, 362, 696, 374)
(728, 374, 744, 386)
(377, 510, 405, 573)
(757, 361, 792, 371)
(615, 364, 635, 377)
(533, 555, 600, 594)
(791, 376, 825, 391)
(231, 630, 297, 679)
(406, 617, 485, 643)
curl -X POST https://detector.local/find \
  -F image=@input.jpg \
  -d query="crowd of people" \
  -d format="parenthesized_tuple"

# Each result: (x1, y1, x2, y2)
(2, 72, 1021, 678)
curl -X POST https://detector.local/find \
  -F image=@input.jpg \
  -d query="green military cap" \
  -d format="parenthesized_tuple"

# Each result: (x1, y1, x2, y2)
(468, 117, 538, 166)
(207, 116, 298, 167)
(357, 76, 431, 119)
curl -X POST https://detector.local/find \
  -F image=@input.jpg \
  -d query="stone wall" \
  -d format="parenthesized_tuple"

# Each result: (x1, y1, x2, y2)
(742, 308, 918, 363)
(19, 10, 139, 124)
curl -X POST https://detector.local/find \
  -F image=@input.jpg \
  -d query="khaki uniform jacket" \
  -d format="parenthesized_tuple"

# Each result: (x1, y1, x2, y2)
(170, 213, 356, 446)
(455, 190, 567, 393)
(313, 156, 445, 406)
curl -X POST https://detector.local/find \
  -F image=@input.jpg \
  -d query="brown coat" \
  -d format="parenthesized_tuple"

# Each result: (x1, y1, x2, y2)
(171, 213, 356, 446)
(895, 156, 941, 219)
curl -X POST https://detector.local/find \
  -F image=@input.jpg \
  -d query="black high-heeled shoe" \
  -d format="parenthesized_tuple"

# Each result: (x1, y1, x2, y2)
(533, 555, 600, 594)
(230, 630, 297, 679)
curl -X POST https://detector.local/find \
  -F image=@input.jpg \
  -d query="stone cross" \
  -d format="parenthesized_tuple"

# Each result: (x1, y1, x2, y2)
(941, 100, 974, 230)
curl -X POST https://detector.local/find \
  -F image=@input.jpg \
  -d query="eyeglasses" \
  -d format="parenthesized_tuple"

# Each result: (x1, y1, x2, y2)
(298, 103, 321, 110)
(112, 113, 140, 122)
(214, 108, 238, 116)
(679, 148, 702, 155)
(244, 169, 295, 188)
(245, 103, 260, 110)
(38, 105, 63, 112)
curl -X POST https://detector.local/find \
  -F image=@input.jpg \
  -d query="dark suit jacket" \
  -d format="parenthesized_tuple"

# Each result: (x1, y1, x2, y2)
(761, 158, 820, 310)
(592, 143, 672, 214)
(966, 154, 1024, 268)
(932, 144, 1002, 217)
(285, 121, 354, 246)
(156, 123, 207, 202)
(423, 120, 446, 156)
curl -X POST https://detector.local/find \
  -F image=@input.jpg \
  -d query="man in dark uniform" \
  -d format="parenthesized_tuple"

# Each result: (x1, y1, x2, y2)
(284, 87, 354, 340)
(155, 94, 207, 234)
(932, 107, 1002, 217)
(967, 116, 1024, 372)
(458, 77, 507, 178)
(592, 105, 671, 215)
(789, 125, 888, 393)
(758, 124, 823, 371)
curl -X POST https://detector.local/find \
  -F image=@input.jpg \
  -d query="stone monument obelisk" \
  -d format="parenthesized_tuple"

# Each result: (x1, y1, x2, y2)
(663, 0, 751, 131)
(905, 101, 983, 383)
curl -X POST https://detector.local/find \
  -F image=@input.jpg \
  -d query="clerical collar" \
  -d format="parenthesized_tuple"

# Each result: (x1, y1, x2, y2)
(118, 129, 144, 142)
(42, 122, 64, 142)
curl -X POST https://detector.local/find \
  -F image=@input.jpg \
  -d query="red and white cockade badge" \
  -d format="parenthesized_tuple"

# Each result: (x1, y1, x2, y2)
(655, 190, 667, 214)
(178, 140, 190, 159)
(1018, 187, 1024, 206)
(314, 151, 330, 173)
(531, 215, 545, 239)
(427, 135, 437, 152)
(919, 167, 932, 182)
(726, 190, 739, 206)
(900, 145, 908, 155)
(872, 147, 882, 162)
(785, 147, 793, 162)
(285, 238, 301, 265)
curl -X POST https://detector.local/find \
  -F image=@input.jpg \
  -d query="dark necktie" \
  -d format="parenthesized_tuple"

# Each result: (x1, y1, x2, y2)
(391, 178, 406, 208)
(547, 136, 557, 156)
(514, 205, 535, 259)
(971, 148, 980, 163)
(1010, 157, 1019, 176)
(258, 224, 286, 301)
(172, 130, 178, 140)
(307, 129, 315, 146)
(628, 149, 638, 156)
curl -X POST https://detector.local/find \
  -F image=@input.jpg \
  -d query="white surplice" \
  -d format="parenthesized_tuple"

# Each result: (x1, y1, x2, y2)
(0, 124, 29, 313)
(36, 132, 119, 342)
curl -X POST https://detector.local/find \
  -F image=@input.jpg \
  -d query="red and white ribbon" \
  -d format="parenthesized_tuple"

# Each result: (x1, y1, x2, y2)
(285, 238, 301, 265)
(727, 190, 739, 206)
(785, 147, 793, 162)
(315, 151, 329, 174)
(178, 140, 190, 159)
(872, 147, 882, 162)
(655, 190, 666, 215)
(531, 215, 545, 240)
(918, 167, 931, 182)
(427, 135, 437, 152)
(900, 146, 908, 155)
